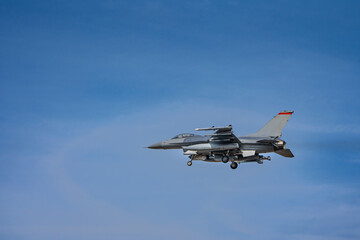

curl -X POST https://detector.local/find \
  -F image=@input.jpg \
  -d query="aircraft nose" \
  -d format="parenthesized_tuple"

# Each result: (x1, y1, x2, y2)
(147, 142, 164, 149)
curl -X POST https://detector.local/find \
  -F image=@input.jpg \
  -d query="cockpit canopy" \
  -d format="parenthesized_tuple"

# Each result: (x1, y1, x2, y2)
(171, 133, 195, 139)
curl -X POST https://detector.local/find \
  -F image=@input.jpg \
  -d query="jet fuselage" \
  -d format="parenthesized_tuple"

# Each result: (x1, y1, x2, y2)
(148, 135, 277, 154)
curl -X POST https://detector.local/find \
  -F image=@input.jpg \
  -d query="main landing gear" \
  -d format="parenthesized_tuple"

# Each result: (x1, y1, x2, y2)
(187, 160, 192, 166)
(230, 162, 238, 169)
(222, 156, 229, 163)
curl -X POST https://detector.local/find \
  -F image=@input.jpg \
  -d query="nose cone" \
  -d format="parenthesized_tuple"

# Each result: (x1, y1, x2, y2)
(147, 142, 164, 149)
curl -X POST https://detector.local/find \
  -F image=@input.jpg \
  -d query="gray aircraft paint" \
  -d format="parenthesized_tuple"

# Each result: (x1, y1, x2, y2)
(148, 111, 294, 169)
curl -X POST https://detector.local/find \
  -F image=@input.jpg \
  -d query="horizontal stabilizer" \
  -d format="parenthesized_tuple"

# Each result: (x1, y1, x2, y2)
(275, 149, 294, 158)
(256, 139, 277, 143)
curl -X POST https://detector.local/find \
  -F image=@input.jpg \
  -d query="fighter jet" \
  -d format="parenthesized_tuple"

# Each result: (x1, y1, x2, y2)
(148, 111, 294, 169)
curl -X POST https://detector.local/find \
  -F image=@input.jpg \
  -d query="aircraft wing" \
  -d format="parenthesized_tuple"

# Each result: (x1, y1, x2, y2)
(256, 138, 277, 143)
(195, 125, 241, 145)
(275, 149, 294, 158)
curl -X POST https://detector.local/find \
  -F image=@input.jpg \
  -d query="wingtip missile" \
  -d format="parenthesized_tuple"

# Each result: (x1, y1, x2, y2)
(195, 125, 233, 131)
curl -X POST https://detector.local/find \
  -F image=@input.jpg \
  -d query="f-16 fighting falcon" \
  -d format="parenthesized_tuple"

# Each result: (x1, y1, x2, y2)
(148, 111, 294, 169)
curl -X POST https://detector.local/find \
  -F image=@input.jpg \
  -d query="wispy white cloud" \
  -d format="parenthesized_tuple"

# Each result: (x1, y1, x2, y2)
(291, 122, 360, 134)
(2, 102, 359, 240)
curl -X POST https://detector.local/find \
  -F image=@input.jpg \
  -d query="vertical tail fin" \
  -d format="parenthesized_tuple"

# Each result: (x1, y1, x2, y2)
(245, 111, 294, 138)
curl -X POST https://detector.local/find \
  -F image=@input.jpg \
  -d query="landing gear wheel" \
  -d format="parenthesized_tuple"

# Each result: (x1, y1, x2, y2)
(222, 156, 229, 163)
(230, 162, 238, 169)
(187, 161, 192, 166)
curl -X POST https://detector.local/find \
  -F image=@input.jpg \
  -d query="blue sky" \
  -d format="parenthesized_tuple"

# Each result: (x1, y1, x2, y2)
(1, 1, 360, 239)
